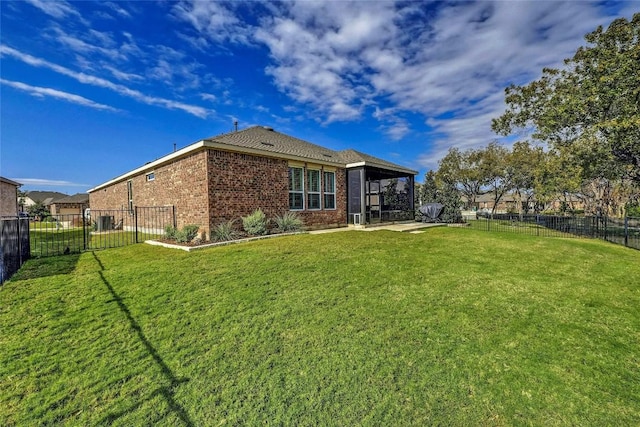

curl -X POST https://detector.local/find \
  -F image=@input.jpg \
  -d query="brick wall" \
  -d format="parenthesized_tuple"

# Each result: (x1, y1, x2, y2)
(0, 181, 18, 217)
(89, 150, 210, 233)
(90, 147, 349, 238)
(296, 167, 347, 228)
(206, 150, 347, 230)
(206, 150, 289, 229)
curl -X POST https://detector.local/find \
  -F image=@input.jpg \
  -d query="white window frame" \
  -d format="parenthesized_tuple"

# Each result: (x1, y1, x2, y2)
(323, 171, 336, 210)
(289, 166, 304, 210)
(145, 172, 155, 182)
(307, 169, 321, 210)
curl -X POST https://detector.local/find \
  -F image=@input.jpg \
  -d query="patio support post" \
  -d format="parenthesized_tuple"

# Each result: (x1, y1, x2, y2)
(360, 168, 366, 224)
(408, 175, 415, 212)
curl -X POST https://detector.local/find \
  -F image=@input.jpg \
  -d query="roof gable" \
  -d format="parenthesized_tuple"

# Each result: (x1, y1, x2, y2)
(51, 193, 89, 204)
(25, 191, 68, 204)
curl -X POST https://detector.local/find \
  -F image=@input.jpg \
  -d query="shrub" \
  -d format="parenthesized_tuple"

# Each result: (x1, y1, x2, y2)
(176, 225, 200, 243)
(212, 220, 239, 242)
(626, 203, 640, 218)
(164, 225, 177, 240)
(274, 212, 303, 232)
(242, 209, 268, 236)
(164, 224, 200, 243)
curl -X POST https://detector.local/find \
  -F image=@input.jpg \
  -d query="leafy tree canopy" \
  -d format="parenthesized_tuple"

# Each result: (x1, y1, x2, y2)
(492, 13, 640, 182)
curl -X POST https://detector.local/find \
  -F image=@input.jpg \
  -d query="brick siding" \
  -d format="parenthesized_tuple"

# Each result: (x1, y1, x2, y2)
(0, 181, 18, 217)
(89, 148, 348, 237)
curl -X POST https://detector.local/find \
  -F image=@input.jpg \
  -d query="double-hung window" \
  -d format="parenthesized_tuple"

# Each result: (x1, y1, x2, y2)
(307, 169, 321, 210)
(323, 171, 336, 209)
(289, 167, 304, 210)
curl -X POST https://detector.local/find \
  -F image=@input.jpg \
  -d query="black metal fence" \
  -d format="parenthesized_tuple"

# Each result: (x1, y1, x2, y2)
(1, 217, 30, 283)
(28, 206, 175, 258)
(473, 213, 640, 250)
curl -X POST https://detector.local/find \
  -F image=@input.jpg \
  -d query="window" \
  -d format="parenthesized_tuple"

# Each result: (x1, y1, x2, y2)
(307, 169, 321, 210)
(289, 167, 304, 210)
(323, 171, 336, 209)
(145, 172, 155, 181)
(127, 180, 134, 213)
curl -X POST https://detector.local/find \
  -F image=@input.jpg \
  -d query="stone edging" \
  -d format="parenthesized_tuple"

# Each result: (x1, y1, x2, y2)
(145, 231, 308, 252)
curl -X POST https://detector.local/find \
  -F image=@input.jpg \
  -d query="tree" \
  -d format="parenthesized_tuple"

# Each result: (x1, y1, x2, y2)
(420, 170, 438, 205)
(492, 13, 640, 183)
(17, 188, 27, 212)
(534, 148, 583, 213)
(508, 141, 544, 216)
(27, 200, 50, 220)
(435, 179, 462, 223)
(437, 147, 485, 209)
(480, 142, 511, 215)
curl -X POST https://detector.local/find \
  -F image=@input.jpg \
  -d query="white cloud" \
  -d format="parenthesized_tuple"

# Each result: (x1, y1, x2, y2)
(171, 1, 251, 45)
(249, 1, 628, 162)
(103, 2, 131, 19)
(13, 178, 89, 188)
(23, 0, 79, 19)
(1, 79, 120, 112)
(0, 46, 211, 118)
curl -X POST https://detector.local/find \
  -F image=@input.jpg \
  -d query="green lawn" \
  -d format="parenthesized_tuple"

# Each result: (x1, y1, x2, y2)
(2, 228, 639, 426)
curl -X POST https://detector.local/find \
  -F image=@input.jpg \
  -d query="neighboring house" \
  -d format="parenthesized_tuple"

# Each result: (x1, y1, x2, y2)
(88, 126, 417, 235)
(49, 193, 89, 216)
(0, 177, 21, 217)
(22, 191, 68, 211)
(468, 192, 585, 214)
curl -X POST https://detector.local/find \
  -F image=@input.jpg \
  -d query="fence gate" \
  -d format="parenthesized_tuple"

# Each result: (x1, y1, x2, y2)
(28, 206, 175, 258)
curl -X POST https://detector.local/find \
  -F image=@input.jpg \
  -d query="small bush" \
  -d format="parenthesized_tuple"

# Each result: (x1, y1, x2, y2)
(164, 225, 177, 240)
(626, 203, 640, 218)
(176, 225, 200, 243)
(164, 224, 200, 243)
(242, 209, 268, 236)
(212, 220, 239, 242)
(274, 212, 303, 232)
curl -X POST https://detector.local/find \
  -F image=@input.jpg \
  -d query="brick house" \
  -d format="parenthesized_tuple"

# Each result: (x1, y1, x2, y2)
(0, 177, 21, 217)
(49, 193, 90, 216)
(88, 126, 417, 236)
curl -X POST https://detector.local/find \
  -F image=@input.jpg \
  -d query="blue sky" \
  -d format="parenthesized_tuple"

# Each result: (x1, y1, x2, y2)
(1, 1, 636, 194)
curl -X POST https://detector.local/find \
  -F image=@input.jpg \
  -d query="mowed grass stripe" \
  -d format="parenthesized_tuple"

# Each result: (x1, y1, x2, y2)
(1, 228, 639, 426)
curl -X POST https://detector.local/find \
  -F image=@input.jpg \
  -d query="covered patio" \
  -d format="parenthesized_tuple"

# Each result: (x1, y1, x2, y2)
(346, 161, 417, 226)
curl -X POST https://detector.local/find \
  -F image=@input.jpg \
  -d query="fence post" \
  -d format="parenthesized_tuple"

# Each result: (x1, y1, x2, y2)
(135, 206, 139, 243)
(624, 216, 629, 247)
(82, 211, 87, 251)
(172, 205, 177, 228)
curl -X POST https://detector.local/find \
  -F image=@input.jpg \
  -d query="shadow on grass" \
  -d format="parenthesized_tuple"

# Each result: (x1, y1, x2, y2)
(7, 254, 82, 282)
(92, 252, 194, 426)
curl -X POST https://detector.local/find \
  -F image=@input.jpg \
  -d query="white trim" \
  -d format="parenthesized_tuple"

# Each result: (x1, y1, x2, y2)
(289, 166, 305, 210)
(345, 161, 417, 175)
(306, 168, 321, 210)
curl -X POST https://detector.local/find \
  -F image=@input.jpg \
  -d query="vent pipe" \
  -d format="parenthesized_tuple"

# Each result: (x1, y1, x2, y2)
(173, 143, 177, 152)
(234, 120, 238, 132)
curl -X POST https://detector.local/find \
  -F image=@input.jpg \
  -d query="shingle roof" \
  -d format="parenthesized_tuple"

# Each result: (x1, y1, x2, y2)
(26, 191, 68, 204)
(207, 126, 342, 165)
(336, 149, 415, 173)
(89, 126, 417, 192)
(51, 193, 89, 204)
(207, 126, 416, 174)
